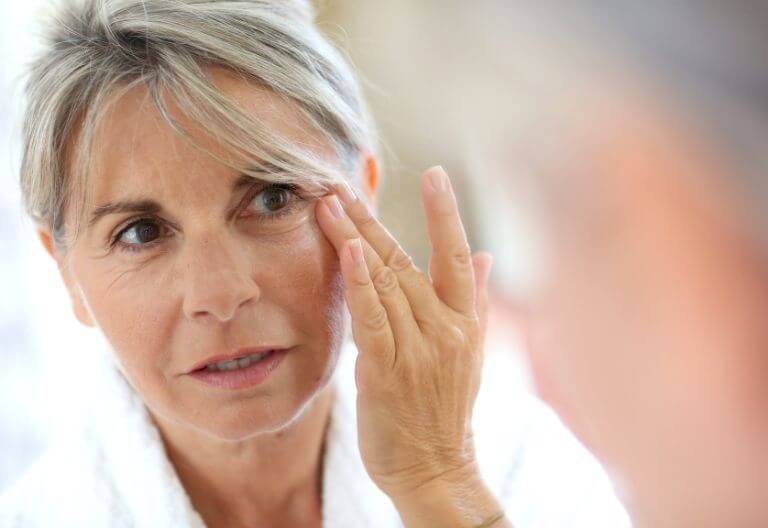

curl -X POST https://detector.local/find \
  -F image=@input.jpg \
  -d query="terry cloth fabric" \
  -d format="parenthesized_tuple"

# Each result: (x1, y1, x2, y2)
(0, 339, 630, 527)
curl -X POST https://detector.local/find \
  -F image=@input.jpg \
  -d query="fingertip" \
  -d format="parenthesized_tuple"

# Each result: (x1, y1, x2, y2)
(472, 252, 494, 286)
(314, 195, 332, 223)
(422, 165, 449, 194)
(331, 181, 358, 207)
(481, 252, 494, 279)
(472, 250, 491, 267)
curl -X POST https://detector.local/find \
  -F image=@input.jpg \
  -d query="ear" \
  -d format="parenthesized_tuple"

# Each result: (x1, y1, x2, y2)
(36, 224, 96, 328)
(358, 151, 380, 206)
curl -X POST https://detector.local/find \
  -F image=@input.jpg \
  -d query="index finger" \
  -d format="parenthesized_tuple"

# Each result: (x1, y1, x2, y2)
(331, 182, 441, 320)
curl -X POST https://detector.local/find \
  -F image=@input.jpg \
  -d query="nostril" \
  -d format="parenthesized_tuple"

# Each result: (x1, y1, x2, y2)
(184, 283, 259, 323)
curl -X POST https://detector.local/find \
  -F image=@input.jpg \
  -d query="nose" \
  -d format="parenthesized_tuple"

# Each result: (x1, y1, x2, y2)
(180, 232, 260, 323)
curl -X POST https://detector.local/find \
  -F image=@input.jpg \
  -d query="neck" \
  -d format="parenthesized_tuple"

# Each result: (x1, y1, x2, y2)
(152, 383, 335, 526)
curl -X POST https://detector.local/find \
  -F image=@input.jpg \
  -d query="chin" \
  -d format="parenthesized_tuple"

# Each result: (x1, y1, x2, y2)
(201, 373, 337, 442)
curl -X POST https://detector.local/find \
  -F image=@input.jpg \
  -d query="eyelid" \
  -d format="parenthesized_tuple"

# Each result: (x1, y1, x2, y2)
(110, 215, 172, 246)
(239, 182, 301, 215)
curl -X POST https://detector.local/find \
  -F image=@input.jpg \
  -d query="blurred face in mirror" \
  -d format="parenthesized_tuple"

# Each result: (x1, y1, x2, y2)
(42, 66, 359, 443)
(519, 92, 768, 527)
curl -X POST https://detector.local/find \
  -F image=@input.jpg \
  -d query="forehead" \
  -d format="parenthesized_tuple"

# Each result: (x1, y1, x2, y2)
(82, 66, 331, 207)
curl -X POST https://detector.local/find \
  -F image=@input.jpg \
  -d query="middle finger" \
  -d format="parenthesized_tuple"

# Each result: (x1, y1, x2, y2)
(315, 195, 422, 352)
(331, 182, 441, 321)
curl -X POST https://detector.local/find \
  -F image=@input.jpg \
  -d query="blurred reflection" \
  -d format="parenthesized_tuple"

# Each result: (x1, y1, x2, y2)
(444, 2, 768, 527)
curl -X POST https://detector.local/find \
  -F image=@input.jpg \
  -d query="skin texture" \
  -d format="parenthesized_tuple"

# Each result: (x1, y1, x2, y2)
(38, 66, 374, 528)
(38, 65, 506, 528)
(520, 91, 768, 528)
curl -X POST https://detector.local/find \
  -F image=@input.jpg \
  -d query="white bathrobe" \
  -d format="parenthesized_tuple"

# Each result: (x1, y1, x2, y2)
(0, 339, 630, 527)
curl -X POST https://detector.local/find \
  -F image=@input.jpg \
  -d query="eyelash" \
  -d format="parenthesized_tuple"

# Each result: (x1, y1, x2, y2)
(109, 183, 304, 254)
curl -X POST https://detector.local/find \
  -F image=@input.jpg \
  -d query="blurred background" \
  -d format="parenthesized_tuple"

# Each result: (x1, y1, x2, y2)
(0, 0, 568, 491)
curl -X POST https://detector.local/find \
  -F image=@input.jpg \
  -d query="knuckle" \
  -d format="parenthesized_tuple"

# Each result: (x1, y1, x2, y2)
(451, 244, 473, 267)
(363, 306, 390, 332)
(372, 266, 399, 293)
(385, 245, 413, 272)
(354, 208, 378, 229)
(428, 321, 468, 349)
(352, 273, 372, 288)
(445, 324, 468, 346)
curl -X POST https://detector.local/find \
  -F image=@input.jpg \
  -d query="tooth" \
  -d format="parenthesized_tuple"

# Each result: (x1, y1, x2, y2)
(201, 351, 274, 373)
(237, 357, 252, 368)
(217, 360, 239, 371)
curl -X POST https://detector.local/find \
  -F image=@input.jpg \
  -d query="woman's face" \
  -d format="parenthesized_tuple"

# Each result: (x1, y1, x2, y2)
(49, 67, 353, 441)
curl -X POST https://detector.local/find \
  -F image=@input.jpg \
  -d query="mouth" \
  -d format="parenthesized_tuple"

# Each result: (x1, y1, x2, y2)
(185, 347, 290, 390)
(187, 347, 284, 374)
(200, 350, 275, 372)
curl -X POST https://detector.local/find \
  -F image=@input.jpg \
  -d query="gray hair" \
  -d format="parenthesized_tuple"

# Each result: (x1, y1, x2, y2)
(20, 0, 376, 252)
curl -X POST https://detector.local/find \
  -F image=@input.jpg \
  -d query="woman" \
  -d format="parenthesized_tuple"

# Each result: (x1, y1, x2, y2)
(0, 1, 627, 526)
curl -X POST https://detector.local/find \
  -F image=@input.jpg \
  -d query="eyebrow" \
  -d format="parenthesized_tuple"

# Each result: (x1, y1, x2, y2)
(87, 173, 261, 229)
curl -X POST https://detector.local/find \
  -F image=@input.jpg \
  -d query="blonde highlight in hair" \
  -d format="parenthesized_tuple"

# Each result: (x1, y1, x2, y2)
(20, 0, 376, 251)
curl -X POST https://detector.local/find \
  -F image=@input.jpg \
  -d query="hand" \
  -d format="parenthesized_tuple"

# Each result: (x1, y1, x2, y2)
(315, 166, 501, 526)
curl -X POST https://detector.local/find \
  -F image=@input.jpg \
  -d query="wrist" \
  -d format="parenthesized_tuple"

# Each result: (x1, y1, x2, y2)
(390, 470, 505, 528)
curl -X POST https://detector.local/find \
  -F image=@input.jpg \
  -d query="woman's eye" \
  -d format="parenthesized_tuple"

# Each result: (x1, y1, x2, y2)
(117, 220, 162, 247)
(248, 185, 295, 214)
(109, 184, 302, 254)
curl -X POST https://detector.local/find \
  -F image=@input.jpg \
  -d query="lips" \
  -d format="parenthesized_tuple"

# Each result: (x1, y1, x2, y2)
(187, 348, 288, 390)
(186, 346, 284, 374)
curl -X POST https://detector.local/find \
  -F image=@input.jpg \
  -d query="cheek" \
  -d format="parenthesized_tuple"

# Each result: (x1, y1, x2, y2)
(74, 266, 178, 403)
(74, 257, 174, 354)
(256, 219, 347, 363)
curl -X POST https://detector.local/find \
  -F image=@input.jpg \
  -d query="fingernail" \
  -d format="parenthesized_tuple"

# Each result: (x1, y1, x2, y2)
(349, 238, 364, 263)
(325, 195, 344, 219)
(336, 182, 358, 206)
(428, 166, 448, 192)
